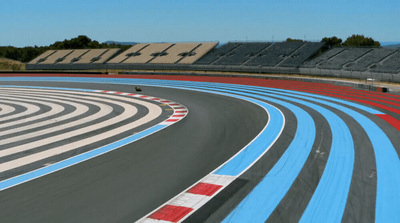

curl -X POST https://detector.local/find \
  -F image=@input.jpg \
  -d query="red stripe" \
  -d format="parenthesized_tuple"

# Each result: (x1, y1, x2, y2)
(151, 98, 160, 100)
(166, 119, 179, 122)
(376, 114, 400, 132)
(303, 90, 400, 115)
(161, 100, 171, 103)
(175, 110, 187, 113)
(173, 107, 185, 109)
(127, 93, 136, 96)
(115, 92, 123, 94)
(101, 90, 109, 93)
(140, 95, 148, 98)
(149, 205, 193, 222)
(173, 115, 185, 117)
(169, 103, 180, 106)
(187, 183, 223, 196)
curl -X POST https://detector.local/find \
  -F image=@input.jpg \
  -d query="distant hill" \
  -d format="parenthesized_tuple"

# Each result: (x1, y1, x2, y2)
(383, 44, 400, 49)
(381, 42, 400, 48)
(105, 41, 136, 45)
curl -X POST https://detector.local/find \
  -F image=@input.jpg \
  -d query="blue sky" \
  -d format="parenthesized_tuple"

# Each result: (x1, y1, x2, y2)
(1, 0, 399, 47)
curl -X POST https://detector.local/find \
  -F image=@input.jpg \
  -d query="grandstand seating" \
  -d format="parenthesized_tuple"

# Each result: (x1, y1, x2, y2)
(317, 48, 372, 70)
(28, 49, 120, 65)
(302, 47, 345, 68)
(38, 50, 73, 64)
(178, 42, 218, 64)
(245, 42, 304, 67)
(57, 49, 89, 64)
(344, 48, 396, 71)
(195, 43, 241, 64)
(370, 50, 400, 73)
(73, 49, 107, 64)
(150, 43, 200, 64)
(213, 43, 271, 65)
(278, 42, 325, 67)
(28, 50, 56, 64)
(92, 48, 120, 64)
(26, 41, 400, 78)
(107, 44, 148, 64)
(122, 43, 173, 64)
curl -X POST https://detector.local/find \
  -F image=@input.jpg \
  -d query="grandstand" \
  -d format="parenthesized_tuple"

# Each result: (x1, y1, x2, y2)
(212, 43, 271, 65)
(245, 42, 304, 67)
(73, 49, 108, 64)
(302, 48, 345, 68)
(195, 43, 241, 64)
(92, 49, 120, 64)
(57, 50, 89, 64)
(178, 42, 218, 64)
(317, 48, 372, 70)
(26, 41, 400, 82)
(38, 50, 73, 64)
(278, 42, 325, 67)
(28, 50, 56, 64)
(124, 43, 173, 64)
(370, 51, 400, 73)
(344, 48, 396, 72)
(107, 44, 148, 64)
(150, 43, 200, 64)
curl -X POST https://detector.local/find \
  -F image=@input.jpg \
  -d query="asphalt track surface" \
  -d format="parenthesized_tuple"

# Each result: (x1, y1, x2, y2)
(0, 79, 266, 223)
(0, 74, 399, 223)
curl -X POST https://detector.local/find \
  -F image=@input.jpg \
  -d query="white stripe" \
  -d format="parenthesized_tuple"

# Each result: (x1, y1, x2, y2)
(201, 174, 236, 187)
(0, 99, 40, 122)
(0, 93, 88, 135)
(168, 193, 209, 210)
(0, 94, 111, 147)
(0, 93, 129, 156)
(140, 219, 171, 223)
(0, 104, 15, 116)
(0, 94, 66, 130)
(0, 96, 161, 172)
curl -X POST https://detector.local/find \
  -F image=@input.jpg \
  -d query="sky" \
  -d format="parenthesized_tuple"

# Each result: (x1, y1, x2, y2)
(1, 0, 400, 47)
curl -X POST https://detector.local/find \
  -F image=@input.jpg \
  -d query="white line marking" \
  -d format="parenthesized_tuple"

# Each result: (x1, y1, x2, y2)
(0, 94, 66, 130)
(0, 99, 40, 122)
(0, 104, 15, 116)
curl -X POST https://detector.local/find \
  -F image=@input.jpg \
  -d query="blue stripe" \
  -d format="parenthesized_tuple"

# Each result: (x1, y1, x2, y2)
(164, 82, 353, 222)
(125, 80, 355, 222)
(223, 96, 316, 222)
(111, 80, 286, 177)
(252, 86, 384, 115)
(250, 87, 400, 222)
(213, 100, 283, 176)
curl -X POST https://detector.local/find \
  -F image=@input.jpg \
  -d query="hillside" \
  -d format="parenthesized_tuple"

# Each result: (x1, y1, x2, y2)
(0, 58, 25, 71)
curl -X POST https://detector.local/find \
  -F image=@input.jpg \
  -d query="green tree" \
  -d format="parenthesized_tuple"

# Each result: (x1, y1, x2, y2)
(321, 36, 342, 48)
(342, 34, 380, 47)
(286, 38, 304, 42)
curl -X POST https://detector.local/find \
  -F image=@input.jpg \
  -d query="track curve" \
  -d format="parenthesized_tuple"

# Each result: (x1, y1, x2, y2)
(0, 75, 399, 223)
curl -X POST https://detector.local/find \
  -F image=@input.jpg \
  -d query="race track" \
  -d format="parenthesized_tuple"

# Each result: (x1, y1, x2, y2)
(0, 74, 399, 223)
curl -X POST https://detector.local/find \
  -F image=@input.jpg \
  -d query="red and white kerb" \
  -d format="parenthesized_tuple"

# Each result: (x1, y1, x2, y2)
(138, 174, 235, 223)
(93, 90, 188, 125)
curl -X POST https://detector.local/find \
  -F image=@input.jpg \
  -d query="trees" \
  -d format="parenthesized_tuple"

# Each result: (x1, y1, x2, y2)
(0, 35, 131, 62)
(321, 36, 342, 48)
(286, 38, 304, 42)
(50, 35, 93, 49)
(342, 34, 380, 47)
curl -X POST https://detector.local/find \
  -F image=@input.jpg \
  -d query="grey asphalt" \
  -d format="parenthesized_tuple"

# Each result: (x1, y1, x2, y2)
(0, 82, 267, 223)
